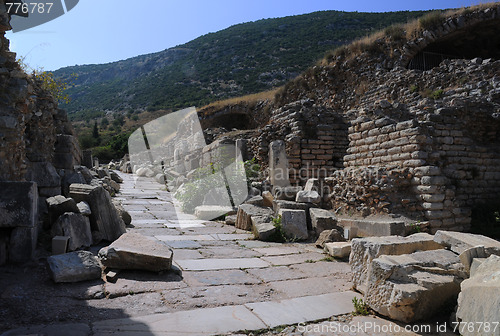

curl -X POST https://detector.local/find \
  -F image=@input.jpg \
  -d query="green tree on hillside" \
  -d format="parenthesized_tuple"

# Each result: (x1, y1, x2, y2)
(92, 121, 99, 139)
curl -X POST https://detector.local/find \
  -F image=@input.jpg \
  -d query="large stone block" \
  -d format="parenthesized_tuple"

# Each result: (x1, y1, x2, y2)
(46, 195, 79, 220)
(350, 233, 444, 294)
(25, 161, 60, 188)
(272, 200, 317, 230)
(9, 226, 37, 263)
(69, 184, 96, 203)
(51, 212, 92, 251)
(304, 178, 320, 192)
(194, 205, 233, 220)
(235, 204, 273, 231)
(337, 217, 406, 237)
(251, 216, 276, 241)
(98, 233, 173, 272)
(69, 184, 126, 242)
(456, 255, 500, 336)
(295, 190, 321, 204)
(324, 242, 351, 259)
(47, 251, 102, 283)
(279, 209, 308, 240)
(364, 249, 464, 323)
(0, 182, 38, 228)
(434, 230, 500, 255)
(310, 208, 339, 234)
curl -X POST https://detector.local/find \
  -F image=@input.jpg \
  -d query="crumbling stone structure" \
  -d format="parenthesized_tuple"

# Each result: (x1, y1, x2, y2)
(0, 2, 82, 264)
(246, 5, 500, 233)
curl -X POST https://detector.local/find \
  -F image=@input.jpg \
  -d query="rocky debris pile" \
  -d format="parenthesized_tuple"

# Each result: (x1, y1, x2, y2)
(350, 230, 500, 323)
(46, 232, 175, 284)
(44, 166, 127, 254)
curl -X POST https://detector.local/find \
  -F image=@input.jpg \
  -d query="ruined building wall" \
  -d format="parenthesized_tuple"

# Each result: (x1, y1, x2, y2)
(250, 99, 349, 185)
(324, 58, 500, 233)
(1, 3, 82, 264)
(0, 5, 30, 181)
(255, 4, 500, 233)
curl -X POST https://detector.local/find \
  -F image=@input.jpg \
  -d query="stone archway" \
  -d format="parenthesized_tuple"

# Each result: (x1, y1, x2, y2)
(407, 17, 500, 70)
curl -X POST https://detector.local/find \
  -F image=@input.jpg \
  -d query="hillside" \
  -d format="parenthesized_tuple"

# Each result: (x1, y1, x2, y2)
(55, 10, 430, 120)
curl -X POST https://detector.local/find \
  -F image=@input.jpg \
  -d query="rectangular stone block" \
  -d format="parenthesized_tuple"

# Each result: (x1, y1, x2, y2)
(434, 230, 500, 255)
(350, 233, 444, 294)
(309, 208, 338, 234)
(279, 209, 308, 240)
(9, 226, 37, 263)
(0, 182, 38, 228)
(337, 218, 406, 238)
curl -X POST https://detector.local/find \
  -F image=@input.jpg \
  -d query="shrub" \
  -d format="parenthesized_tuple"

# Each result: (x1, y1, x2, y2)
(419, 11, 444, 30)
(268, 215, 286, 243)
(17, 57, 75, 104)
(352, 297, 370, 316)
(92, 146, 115, 162)
(384, 25, 406, 41)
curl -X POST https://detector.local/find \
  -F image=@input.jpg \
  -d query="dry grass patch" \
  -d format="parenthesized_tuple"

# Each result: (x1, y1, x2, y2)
(200, 88, 279, 111)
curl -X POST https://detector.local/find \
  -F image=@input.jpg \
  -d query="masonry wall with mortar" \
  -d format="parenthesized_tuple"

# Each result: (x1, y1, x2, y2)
(250, 100, 349, 185)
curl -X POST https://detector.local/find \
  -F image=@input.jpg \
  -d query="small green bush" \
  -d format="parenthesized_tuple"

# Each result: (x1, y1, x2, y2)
(352, 297, 370, 316)
(431, 89, 444, 99)
(267, 215, 286, 243)
(419, 11, 443, 29)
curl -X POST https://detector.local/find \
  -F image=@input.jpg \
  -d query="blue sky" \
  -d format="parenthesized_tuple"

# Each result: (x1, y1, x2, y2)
(6, 0, 492, 71)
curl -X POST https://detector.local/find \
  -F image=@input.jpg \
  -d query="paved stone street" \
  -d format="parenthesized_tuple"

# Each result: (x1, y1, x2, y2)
(2, 172, 437, 336)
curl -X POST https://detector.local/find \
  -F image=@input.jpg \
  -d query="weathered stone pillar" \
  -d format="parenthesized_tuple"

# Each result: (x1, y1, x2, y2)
(269, 140, 290, 187)
(82, 150, 93, 168)
(236, 139, 248, 162)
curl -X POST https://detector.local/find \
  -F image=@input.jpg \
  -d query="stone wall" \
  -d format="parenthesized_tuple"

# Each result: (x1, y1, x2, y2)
(0, 2, 82, 264)
(250, 99, 349, 185)
(252, 4, 500, 233)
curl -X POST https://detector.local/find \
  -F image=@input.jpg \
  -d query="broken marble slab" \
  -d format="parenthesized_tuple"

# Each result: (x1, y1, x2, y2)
(98, 232, 173, 272)
(364, 249, 465, 323)
(350, 233, 444, 294)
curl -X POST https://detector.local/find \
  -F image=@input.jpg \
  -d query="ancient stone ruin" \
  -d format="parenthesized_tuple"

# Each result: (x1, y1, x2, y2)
(0, 4, 127, 266)
(120, 4, 500, 328)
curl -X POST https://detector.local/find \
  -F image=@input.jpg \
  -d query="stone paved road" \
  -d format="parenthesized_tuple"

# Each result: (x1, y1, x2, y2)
(2, 172, 447, 335)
